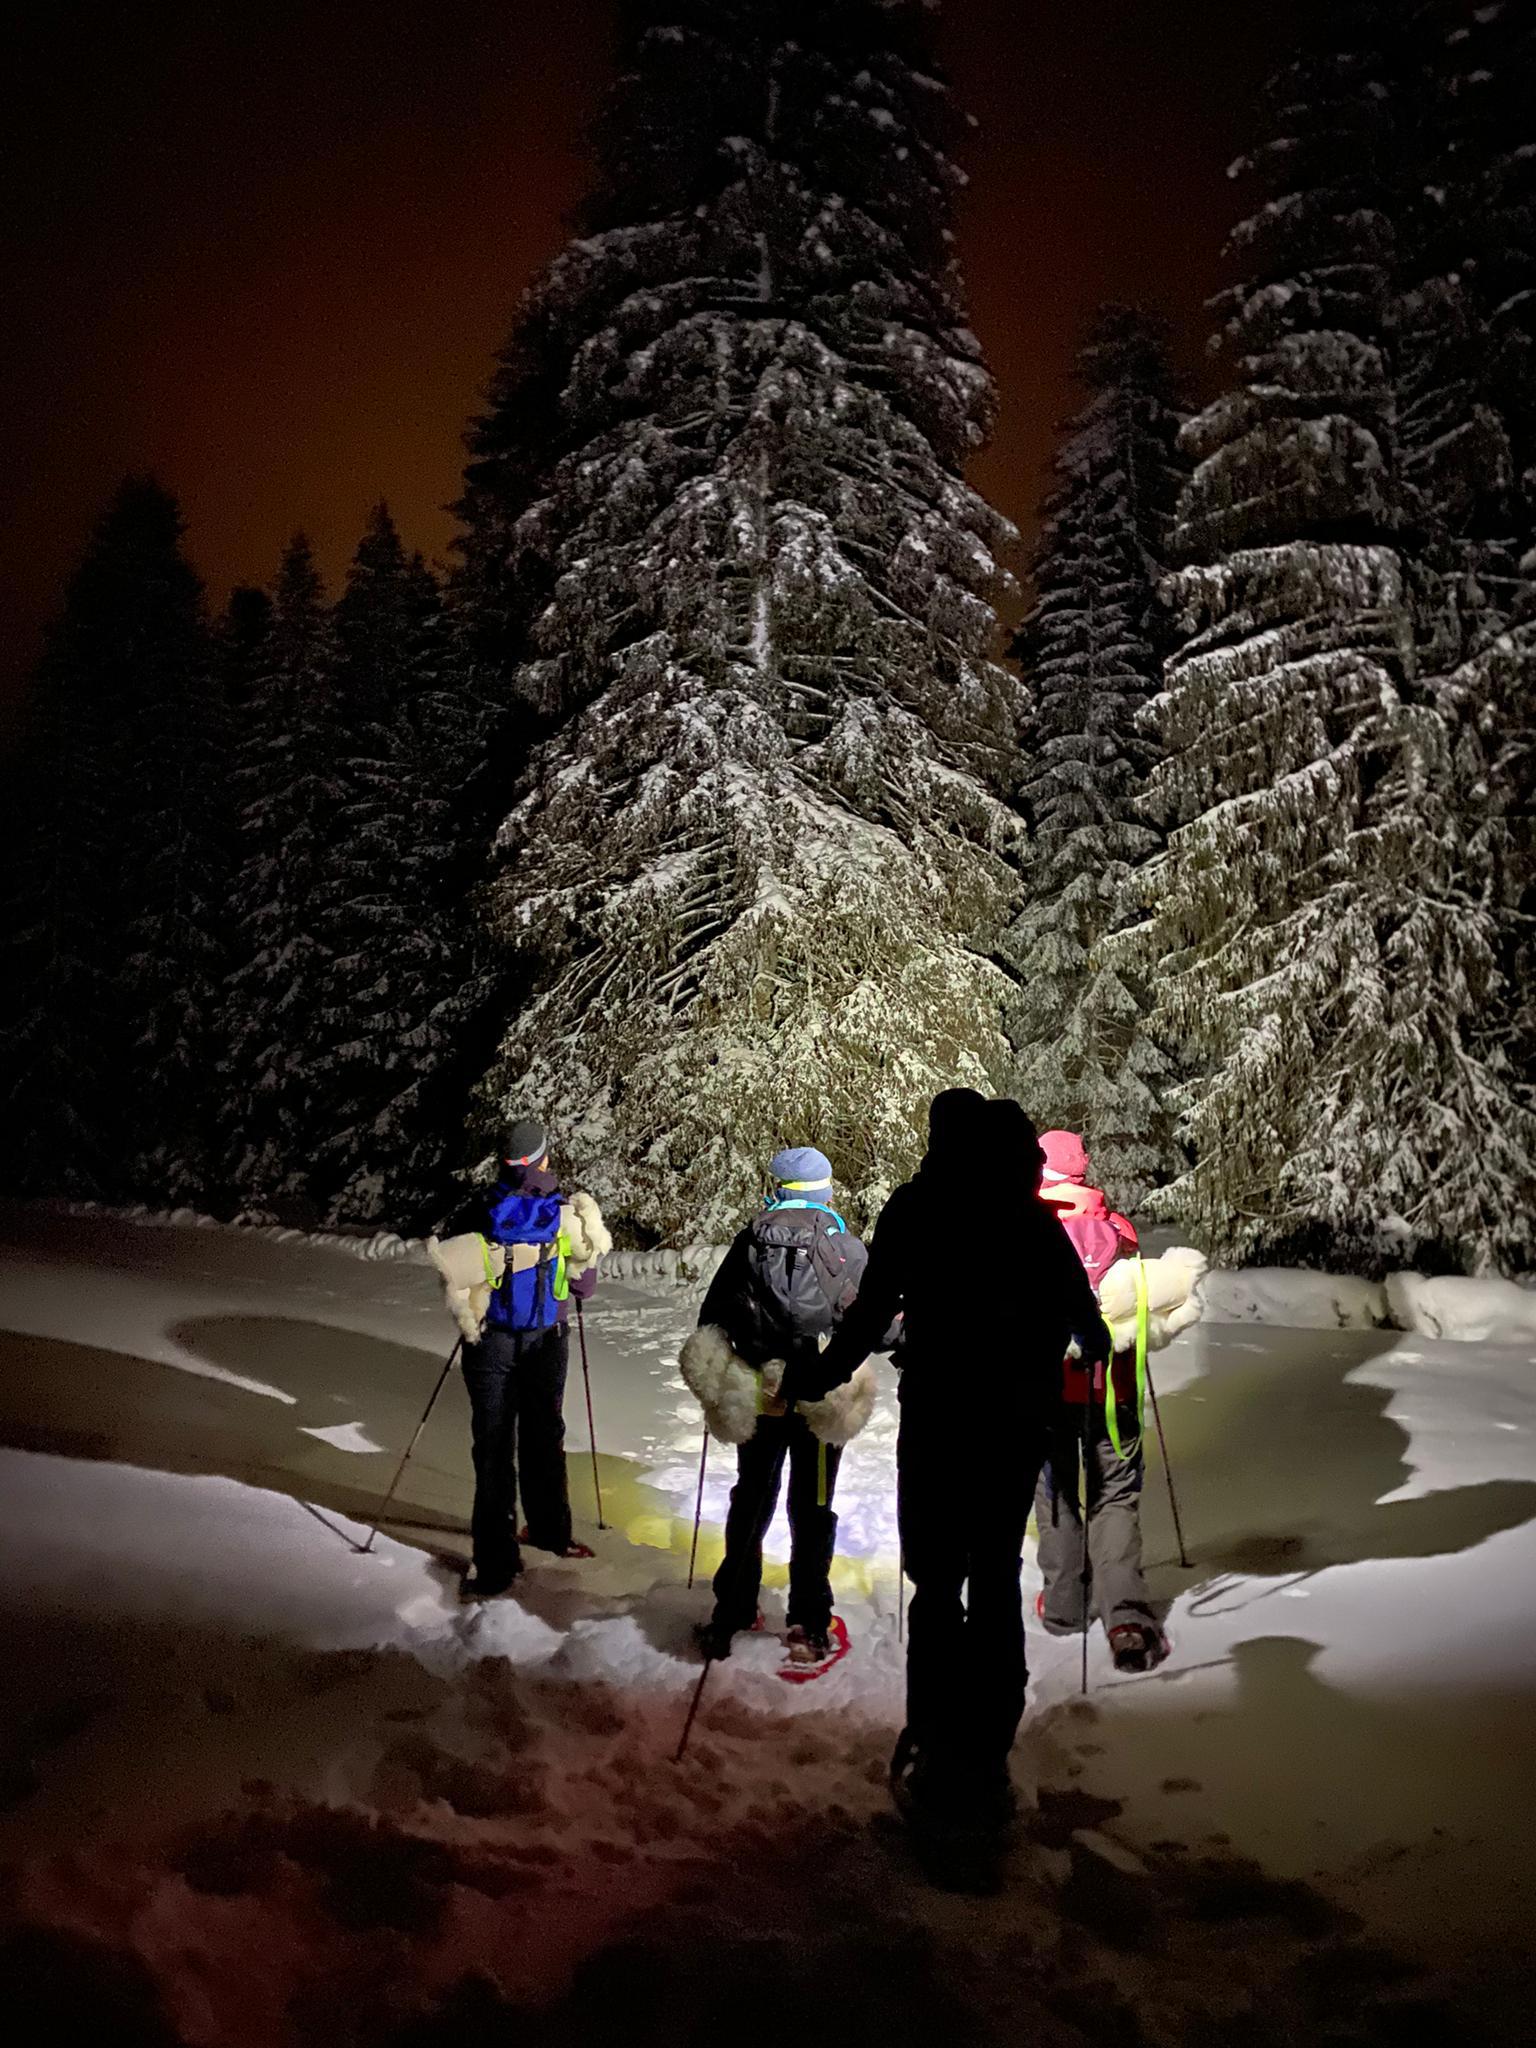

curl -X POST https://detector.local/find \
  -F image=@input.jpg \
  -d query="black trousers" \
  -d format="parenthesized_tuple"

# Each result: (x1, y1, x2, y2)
(461, 1323, 571, 1577)
(711, 1410, 843, 1635)
(897, 1388, 1046, 1781)
(1035, 1414, 1155, 1633)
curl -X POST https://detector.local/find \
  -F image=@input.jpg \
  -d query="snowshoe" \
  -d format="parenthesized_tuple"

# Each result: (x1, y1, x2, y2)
(1108, 1622, 1170, 1673)
(778, 1615, 850, 1684)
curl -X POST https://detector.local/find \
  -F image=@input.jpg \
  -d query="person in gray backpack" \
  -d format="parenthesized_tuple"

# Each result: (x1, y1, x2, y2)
(683, 1146, 877, 1674)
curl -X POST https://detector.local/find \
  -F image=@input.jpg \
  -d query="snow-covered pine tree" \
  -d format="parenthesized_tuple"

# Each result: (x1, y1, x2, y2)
(0, 478, 217, 1202)
(1123, 3, 1536, 1274)
(456, 0, 1025, 1240)
(1427, 0, 1536, 1097)
(215, 585, 276, 725)
(309, 507, 485, 1228)
(1002, 305, 1183, 1207)
(223, 535, 343, 1223)
(1391, 0, 1536, 1253)
(115, 509, 231, 1206)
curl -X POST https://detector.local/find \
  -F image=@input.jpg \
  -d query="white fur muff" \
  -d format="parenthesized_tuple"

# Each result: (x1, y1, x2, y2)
(1096, 1246, 1208, 1353)
(680, 1324, 877, 1446)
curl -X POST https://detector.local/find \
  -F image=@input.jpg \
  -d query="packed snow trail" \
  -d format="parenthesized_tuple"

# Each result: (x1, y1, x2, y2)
(0, 1206, 1534, 2045)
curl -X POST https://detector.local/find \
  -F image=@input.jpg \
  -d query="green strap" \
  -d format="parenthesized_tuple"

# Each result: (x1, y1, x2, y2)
(817, 1438, 828, 1508)
(755, 1369, 766, 1415)
(477, 1234, 497, 1288)
(552, 1228, 571, 1303)
(1103, 1255, 1150, 1461)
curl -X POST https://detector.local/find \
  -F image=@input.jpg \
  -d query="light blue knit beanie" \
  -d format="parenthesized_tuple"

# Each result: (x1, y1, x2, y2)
(769, 1145, 834, 1190)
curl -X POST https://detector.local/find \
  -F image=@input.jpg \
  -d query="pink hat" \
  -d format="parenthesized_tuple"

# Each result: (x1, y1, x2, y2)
(1038, 1129, 1090, 1183)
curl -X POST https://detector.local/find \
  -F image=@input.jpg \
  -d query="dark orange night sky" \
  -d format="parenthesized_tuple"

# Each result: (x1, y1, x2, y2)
(1, 1, 1281, 720)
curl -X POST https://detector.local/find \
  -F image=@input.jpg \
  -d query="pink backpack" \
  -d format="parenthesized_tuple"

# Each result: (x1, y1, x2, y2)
(1056, 1207, 1125, 1293)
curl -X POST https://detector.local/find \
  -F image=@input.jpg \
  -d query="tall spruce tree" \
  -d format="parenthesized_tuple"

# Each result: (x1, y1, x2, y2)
(117, 532, 231, 1205)
(1421, 0, 1536, 1097)
(457, 0, 1025, 1239)
(309, 507, 483, 1228)
(216, 585, 276, 725)
(224, 536, 342, 1222)
(1124, 2, 1536, 1274)
(1003, 305, 1183, 1206)
(1, 478, 217, 1202)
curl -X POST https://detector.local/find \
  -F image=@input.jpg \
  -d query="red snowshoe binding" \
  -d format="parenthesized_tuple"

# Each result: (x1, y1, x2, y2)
(779, 1615, 850, 1683)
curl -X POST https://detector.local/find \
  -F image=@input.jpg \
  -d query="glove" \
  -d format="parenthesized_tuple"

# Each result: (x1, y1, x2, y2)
(1071, 1322, 1112, 1370)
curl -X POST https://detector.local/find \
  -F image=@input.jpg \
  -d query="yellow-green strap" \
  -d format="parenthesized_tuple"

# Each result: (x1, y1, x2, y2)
(817, 1438, 828, 1508)
(552, 1227, 571, 1302)
(1103, 1255, 1150, 1460)
(477, 1234, 497, 1288)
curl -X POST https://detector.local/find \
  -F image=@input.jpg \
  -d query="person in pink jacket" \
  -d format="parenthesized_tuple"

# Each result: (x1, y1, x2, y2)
(1033, 1129, 1169, 1673)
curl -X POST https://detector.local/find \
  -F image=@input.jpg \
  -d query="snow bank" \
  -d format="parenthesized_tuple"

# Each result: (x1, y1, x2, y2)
(1385, 1271, 1536, 1346)
(601, 1243, 728, 1286)
(21, 1203, 1536, 1344)
(1207, 1265, 1536, 1343)
(45, 1197, 426, 1264)
(1204, 1266, 1390, 1329)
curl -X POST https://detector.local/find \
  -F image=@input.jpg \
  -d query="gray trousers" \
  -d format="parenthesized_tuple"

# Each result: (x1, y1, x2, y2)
(1034, 1416, 1156, 1633)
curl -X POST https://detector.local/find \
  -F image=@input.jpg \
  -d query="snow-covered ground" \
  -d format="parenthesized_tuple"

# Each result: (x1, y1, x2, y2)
(1, 1203, 1534, 2046)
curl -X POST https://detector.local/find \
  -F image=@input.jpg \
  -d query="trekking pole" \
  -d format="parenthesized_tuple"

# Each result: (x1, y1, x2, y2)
(360, 1337, 462, 1555)
(675, 1431, 785, 1764)
(1079, 1377, 1095, 1696)
(574, 1298, 607, 1530)
(674, 1655, 715, 1762)
(1143, 1356, 1191, 1569)
(687, 1427, 709, 1590)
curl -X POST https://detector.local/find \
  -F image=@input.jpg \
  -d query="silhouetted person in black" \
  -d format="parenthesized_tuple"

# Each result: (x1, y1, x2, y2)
(798, 1091, 1108, 1847)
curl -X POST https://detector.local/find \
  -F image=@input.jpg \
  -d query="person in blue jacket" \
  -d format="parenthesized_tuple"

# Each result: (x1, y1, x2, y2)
(449, 1118, 603, 1595)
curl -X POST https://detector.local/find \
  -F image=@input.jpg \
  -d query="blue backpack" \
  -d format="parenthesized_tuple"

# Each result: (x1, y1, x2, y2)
(484, 1188, 568, 1332)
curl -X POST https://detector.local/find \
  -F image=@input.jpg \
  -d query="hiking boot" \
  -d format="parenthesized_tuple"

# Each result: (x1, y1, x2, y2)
(518, 1527, 595, 1559)
(891, 1738, 1015, 1852)
(693, 1618, 738, 1661)
(889, 1728, 923, 1817)
(783, 1625, 832, 1666)
(779, 1619, 851, 1682)
(1034, 1588, 1081, 1639)
(1109, 1622, 1170, 1673)
(460, 1563, 522, 1601)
